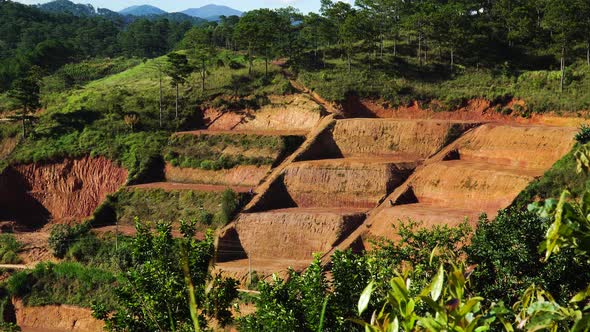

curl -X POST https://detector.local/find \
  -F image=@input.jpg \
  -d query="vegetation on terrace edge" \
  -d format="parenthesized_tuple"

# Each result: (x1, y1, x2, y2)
(164, 134, 305, 171)
(93, 188, 245, 229)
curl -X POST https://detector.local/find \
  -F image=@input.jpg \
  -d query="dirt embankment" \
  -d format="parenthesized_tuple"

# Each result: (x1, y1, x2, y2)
(218, 209, 365, 262)
(439, 124, 577, 169)
(332, 119, 479, 158)
(164, 163, 270, 188)
(13, 299, 104, 332)
(283, 159, 417, 209)
(204, 94, 323, 131)
(0, 156, 127, 227)
(365, 123, 577, 241)
(344, 97, 590, 126)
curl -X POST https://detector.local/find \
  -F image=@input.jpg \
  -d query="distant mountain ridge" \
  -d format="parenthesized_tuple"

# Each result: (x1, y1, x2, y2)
(119, 5, 166, 16)
(36, 0, 208, 25)
(181, 4, 242, 21)
(39, 1, 243, 21)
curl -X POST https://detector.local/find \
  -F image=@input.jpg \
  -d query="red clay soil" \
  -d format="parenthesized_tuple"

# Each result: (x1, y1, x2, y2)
(0, 156, 127, 227)
(175, 129, 309, 137)
(127, 182, 252, 193)
(13, 231, 54, 264)
(346, 97, 590, 126)
(283, 158, 418, 208)
(14, 298, 104, 332)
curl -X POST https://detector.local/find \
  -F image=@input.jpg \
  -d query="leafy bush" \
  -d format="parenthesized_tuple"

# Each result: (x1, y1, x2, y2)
(576, 125, 590, 144)
(48, 222, 91, 258)
(466, 209, 590, 305)
(93, 221, 238, 331)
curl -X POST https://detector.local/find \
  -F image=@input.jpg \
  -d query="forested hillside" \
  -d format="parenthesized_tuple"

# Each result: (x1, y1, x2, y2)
(1, 0, 590, 331)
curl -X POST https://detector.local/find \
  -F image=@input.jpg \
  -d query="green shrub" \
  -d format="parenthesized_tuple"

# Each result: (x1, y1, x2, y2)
(0, 235, 22, 264)
(48, 222, 91, 258)
(466, 209, 590, 304)
(576, 125, 590, 144)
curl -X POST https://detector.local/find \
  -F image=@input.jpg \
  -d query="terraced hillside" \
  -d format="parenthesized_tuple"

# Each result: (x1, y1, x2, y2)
(215, 112, 578, 283)
(217, 118, 482, 281)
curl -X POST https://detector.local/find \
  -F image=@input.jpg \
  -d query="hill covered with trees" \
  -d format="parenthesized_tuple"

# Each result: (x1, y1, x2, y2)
(1, 0, 590, 331)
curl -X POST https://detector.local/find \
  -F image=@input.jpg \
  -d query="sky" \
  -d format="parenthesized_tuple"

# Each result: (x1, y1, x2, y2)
(12, 0, 355, 14)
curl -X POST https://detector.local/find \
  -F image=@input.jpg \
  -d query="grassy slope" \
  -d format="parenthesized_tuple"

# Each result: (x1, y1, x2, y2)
(0, 52, 290, 181)
(298, 47, 590, 113)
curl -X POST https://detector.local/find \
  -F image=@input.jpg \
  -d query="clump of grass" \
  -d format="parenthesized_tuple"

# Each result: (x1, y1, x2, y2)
(0, 235, 22, 264)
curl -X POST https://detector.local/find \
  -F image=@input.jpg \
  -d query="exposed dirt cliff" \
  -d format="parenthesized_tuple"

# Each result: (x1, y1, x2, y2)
(365, 123, 577, 242)
(204, 94, 323, 131)
(0, 156, 127, 227)
(332, 119, 478, 158)
(283, 159, 417, 208)
(14, 299, 104, 332)
(218, 208, 365, 262)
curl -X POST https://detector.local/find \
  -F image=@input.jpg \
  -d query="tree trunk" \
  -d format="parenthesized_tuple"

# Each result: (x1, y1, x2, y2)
(158, 70, 163, 128)
(451, 48, 454, 71)
(201, 60, 206, 93)
(21, 108, 26, 138)
(248, 45, 253, 77)
(418, 35, 422, 66)
(347, 52, 352, 74)
(587, 42, 589, 67)
(560, 46, 565, 93)
(380, 33, 384, 58)
(393, 38, 397, 57)
(175, 83, 179, 119)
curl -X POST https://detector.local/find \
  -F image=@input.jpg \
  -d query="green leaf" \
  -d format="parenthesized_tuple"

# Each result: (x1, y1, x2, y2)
(430, 265, 444, 301)
(419, 317, 445, 331)
(387, 317, 399, 332)
(459, 297, 483, 316)
(570, 286, 590, 303)
(359, 281, 374, 315)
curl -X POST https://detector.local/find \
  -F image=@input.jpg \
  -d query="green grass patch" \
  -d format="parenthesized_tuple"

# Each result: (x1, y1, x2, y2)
(164, 134, 304, 170)
(42, 57, 143, 94)
(94, 188, 246, 228)
(0, 235, 22, 264)
(6, 262, 117, 308)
